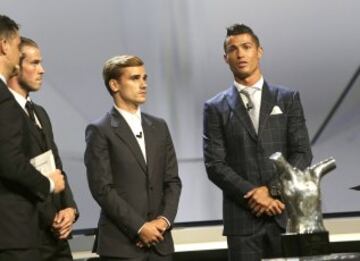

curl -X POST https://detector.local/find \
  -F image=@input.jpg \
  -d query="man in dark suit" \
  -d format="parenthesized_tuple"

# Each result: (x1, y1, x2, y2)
(85, 55, 181, 261)
(8, 37, 78, 261)
(0, 15, 65, 261)
(203, 24, 313, 260)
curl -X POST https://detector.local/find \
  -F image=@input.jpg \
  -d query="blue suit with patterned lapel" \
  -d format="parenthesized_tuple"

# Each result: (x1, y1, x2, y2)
(85, 107, 181, 258)
(203, 81, 312, 236)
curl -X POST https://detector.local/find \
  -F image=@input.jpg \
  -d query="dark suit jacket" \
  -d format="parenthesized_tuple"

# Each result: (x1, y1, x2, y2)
(0, 80, 50, 249)
(203, 82, 312, 236)
(85, 107, 181, 258)
(28, 103, 78, 241)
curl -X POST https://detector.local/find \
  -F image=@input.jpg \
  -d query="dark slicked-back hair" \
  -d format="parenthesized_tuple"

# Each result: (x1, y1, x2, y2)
(19, 37, 39, 64)
(102, 55, 144, 95)
(0, 14, 19, 40)
(224, 23, 260, 52)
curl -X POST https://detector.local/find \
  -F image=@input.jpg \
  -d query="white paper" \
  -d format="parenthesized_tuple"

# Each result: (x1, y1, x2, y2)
(30, 150, 56, 177)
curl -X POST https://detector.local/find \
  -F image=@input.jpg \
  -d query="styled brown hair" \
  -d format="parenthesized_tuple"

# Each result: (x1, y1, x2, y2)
(102, 55, 144, 94)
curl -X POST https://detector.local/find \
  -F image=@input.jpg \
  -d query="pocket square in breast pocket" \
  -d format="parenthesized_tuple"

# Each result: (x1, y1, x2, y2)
(270, 105, 283, 115)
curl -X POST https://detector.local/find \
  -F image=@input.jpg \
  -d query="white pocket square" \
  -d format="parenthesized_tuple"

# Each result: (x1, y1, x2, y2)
(270, 105, 283, 115)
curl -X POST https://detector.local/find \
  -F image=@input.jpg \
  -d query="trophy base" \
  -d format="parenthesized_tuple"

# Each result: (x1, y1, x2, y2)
(281, 231, 330, 257)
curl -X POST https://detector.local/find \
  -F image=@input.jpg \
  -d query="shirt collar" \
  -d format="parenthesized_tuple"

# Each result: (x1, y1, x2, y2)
(0, 74, 7, 85)
(114, 105, 142, 121)
(8, 88, 31, 110)
(234, 76, 264, 92)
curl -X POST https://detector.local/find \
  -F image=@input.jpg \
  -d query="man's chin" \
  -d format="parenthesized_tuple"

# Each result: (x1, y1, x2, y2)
(22, 83, 41, 93)
(234, 71, 250, 80)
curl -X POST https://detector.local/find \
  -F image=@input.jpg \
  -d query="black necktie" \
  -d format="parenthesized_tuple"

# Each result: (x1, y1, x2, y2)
(25, 101, 36, 124)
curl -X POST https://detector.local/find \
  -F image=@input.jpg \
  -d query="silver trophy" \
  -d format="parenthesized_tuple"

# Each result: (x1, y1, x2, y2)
(269, 152, 336, 256)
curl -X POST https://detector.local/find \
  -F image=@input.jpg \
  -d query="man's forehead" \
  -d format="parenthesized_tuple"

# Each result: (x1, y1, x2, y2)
(123, 66, 146, 74)
(226, 34, 255, 45)
(22, 46, 41, 56)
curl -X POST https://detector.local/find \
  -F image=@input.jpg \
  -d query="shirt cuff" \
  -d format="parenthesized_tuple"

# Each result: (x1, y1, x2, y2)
(48, 177, 55, 193)
(158, 216, 171, 229)
(137, 223, 146, 234)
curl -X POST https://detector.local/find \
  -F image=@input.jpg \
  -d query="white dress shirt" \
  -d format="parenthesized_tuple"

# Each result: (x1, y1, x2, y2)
(8, 89, 42, 128)
(234, 76, 264, 133)
(114, 105, 147, 163)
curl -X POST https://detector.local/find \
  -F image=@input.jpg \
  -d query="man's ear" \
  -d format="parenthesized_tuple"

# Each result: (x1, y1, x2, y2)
(223, 53, 229, 64)
(0, 38, 8, 55)
(258, 46, 264, 59)
(109, 79, 119, 93)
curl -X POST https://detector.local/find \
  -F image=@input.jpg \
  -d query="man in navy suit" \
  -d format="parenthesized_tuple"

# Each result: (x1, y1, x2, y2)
(85, 55, 181, 261)
(8, 37, 78, 261)
(203, 24, 312, 260)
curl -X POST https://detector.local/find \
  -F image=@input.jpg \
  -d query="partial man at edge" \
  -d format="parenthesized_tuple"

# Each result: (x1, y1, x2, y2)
(0, 14, 65, 261)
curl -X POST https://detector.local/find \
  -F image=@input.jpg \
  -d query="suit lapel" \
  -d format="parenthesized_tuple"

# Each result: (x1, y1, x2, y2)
(258, 82, 276, 137)
(110, 107, 147, 173)
(33, 104, 52, 149)
(22, 107, 48, 152)
(142, 114, 156, 178)
(226, 85, 257, 140)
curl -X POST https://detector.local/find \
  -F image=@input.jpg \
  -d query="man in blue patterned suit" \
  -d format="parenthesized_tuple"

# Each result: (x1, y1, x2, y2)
(203, 24, 312, 260)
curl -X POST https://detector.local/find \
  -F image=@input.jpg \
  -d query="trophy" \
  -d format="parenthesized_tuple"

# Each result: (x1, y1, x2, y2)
(269, 152, 336, 257)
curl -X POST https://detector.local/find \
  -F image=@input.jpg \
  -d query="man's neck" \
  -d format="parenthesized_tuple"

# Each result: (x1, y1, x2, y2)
(0, 61, 12, 82)
(235, 70, 262, 87)
(8, 77, 29, 98)
(114, 101, 139, 114)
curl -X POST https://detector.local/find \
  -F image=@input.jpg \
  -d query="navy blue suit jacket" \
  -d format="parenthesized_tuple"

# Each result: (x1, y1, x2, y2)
(203, 82, 312, 235)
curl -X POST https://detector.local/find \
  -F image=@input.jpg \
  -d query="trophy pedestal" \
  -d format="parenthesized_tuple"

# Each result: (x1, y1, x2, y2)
(281, 231, 329, 257)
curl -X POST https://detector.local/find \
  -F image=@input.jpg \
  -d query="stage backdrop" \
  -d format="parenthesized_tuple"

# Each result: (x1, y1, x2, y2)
(2, 0, 360, 230)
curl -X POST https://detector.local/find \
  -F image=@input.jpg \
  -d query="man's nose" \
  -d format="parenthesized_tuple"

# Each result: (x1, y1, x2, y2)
(39, 64, 45, 74)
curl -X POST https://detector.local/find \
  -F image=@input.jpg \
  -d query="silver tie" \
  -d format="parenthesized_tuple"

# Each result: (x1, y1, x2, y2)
(240, 89, 258, 133)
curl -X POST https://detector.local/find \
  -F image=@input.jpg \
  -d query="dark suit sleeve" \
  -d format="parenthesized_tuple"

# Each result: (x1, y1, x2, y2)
(0, 90, 50, 201)
(158, 121, 181, 224)
(84, 124, 145, 239)
(285, 92, 312, 170)
(39, 107, 78, 216)
(203, 102, 256, 201)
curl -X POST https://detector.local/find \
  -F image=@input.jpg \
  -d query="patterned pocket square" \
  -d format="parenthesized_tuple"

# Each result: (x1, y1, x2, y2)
(270, 105, 283, 115)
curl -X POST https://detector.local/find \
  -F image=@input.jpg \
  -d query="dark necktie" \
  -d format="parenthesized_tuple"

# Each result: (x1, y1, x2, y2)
(25, 101, 37, 124)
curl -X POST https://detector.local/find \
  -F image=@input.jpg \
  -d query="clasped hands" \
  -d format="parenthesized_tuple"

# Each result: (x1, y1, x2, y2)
(136, 218, 169, 248)
(51, 207, 76, 240)
(244, 186, 285, 217)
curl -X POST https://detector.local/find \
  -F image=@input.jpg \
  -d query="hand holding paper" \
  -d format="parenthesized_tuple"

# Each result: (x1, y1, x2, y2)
(49, 170, 65, 194)
(30, 150, 65, 193)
